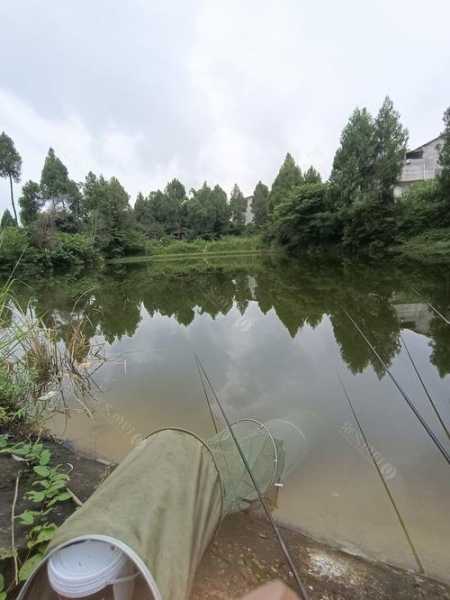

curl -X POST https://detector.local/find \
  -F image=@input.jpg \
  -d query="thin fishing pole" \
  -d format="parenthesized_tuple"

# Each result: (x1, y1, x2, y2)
(400, 334, 450, 440)
(338, 374, 424, 573)
(411, 286, 450, 326)
(195, 357, 219, 434)
(194, 355, 309, 600)
(343, 310, 450, 466)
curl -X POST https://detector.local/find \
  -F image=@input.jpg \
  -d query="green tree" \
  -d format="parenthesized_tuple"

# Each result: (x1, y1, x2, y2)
(40, 148, 69, 208)
(229, 184, 247, 232)
(146, 190, 169, 230)
(438, 106, 450, 199)
(374, 96, 408, 198)
(165, 179, 186, 203)
(81, 173, 135, 254)
(82, 172, 110, 239)
(164, 179, 186, 237)
(342, 191, 398, 255)
(66, 179, 83, 221)
(19, 180, 42, 225)
(183, 183, 230, 239)
(251, 181, 269, 227)
(134, 192, 146, 224)
(0, 132, 22, 225)
(331, 108, 377, 203)
(95, 177, 133, 256)
(210, 184, 231, 235)
(184, 183, 214, 238)
(303, 166, 322, 184)
(269, 153, 303, 211)
(134, 192, 161, 237)
(1, 209, 16, 228)
(82, 172, 103, 220)
(271, 183, 339, 252)
(40, 148, 80, 220)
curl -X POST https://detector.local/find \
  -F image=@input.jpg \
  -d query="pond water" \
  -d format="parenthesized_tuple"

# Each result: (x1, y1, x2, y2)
(18, 255, 450, 581)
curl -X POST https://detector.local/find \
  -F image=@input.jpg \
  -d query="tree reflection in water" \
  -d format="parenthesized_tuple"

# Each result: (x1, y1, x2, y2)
(12, 255, 450, 379)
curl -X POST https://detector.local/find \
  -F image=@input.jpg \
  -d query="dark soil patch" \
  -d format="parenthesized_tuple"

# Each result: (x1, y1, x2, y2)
(193, 512, 450, 599)
(0, 438, 111, 560)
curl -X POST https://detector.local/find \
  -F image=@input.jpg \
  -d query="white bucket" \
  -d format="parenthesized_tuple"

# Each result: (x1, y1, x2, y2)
(48, 540, 136, 600)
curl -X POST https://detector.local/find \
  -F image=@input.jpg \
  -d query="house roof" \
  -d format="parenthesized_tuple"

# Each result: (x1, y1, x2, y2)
(406, 134, 444, 157)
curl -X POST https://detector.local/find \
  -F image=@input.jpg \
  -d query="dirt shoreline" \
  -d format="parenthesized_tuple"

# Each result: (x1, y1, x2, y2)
(1, 439, 449, 599)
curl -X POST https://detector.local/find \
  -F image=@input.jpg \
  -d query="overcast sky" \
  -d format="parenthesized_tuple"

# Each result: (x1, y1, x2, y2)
(1, 0, 449, 214)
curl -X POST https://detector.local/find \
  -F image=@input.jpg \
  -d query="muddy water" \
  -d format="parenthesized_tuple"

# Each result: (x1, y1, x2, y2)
(20, 255, 450, 581)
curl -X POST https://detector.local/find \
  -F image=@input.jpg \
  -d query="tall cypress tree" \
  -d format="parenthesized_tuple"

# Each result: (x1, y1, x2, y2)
(95, 177, 132, 256)
(251, 181, 269, 227)
(268, 153, 303, 212)
(0, 132, 22, 225)
(210, 184, 230, 235)
(374, 96, 408, 198)
(1, 209, 16, 228)
(331, 108, 377, 203)
(303, 166, 322, 184)
(19, 180, 42, 225)
(230, 184, 247, 232)
(438, 106, 450, 198)
(134, 192, 146, 224)
(40, 148, 70, 209)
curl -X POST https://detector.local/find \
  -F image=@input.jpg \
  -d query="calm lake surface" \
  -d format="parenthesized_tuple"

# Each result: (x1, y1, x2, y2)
(19, 255, 450, 581)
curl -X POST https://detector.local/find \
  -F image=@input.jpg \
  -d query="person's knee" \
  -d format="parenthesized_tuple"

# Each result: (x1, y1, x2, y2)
(240, 580, 299, 599)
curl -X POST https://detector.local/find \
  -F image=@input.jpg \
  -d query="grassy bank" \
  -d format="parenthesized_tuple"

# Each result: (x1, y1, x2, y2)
(109, 235, 267, 264)
(0, 275, 107, 596)
(396, 228, 450, 264)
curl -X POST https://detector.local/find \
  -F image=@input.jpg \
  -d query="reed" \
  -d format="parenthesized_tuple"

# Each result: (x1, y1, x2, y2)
(0, 276, 104, 427)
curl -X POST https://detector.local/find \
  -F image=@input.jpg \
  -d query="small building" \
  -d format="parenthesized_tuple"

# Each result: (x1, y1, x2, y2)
(394, 135, 444, 198)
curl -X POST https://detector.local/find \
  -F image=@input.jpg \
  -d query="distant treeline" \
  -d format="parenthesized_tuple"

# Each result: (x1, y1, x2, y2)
(0, 96, 449, 272)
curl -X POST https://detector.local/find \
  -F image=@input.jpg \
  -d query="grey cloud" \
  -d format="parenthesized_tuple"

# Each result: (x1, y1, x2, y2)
(0, 0, 449, 213)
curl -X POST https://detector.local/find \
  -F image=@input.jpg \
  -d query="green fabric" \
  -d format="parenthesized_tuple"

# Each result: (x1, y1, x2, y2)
(20, 429, 224, 600)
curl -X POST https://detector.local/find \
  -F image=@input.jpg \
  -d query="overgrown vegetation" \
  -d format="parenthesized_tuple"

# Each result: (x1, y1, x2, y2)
(396, 228, 450, 263)
(0, 274, 104, 430)
(0, 273, 106, 597)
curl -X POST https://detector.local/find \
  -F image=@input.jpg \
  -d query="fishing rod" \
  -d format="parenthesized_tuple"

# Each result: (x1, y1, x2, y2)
(194, 355, 309, 600)
(338, 374, 424, 573)
(410, 286, 450, 326)
(196, 356, 219, 435)
(343, 310, 450, 466)
(400, 334, 450, 440)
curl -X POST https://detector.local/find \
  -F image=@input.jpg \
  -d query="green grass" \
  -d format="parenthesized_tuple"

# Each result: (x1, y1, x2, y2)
(397, 228, 450, 263)
(109, 252, 275, 275)
(110, 235, 269, 264)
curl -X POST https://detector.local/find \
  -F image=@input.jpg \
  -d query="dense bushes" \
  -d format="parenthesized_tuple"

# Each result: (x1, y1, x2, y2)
(144, 235, 263, 257)
(49, 233, 97, 267)
(342, 193, 398, 255)
(269, 183, 340, 253)
(398, 228, 450, 262)
(397, 181, 447, 236)
(0, 227, 98, 274)
(0, 227, 30, 266)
